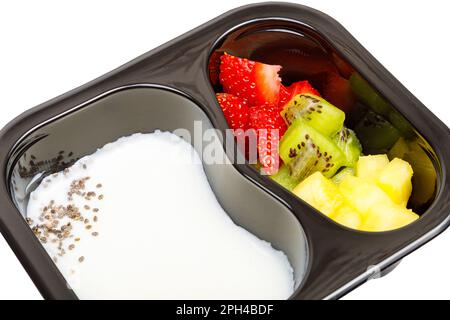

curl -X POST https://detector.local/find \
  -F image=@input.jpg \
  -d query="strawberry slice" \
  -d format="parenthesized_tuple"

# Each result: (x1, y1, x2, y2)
(279, 80, 321, 110)
(288, 80, 321, 97)
(219, 53, 281, 106)
(278, 85, 292, 108)
(216, 93, 249, 131)
(248, 104, 287, 175)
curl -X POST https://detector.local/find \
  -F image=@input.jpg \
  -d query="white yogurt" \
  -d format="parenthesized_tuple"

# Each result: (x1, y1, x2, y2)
(27, 131, 294, 299)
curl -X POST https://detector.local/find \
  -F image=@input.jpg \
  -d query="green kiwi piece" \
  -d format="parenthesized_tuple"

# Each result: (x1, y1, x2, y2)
(354, 111, 401, 153)
(270, 165, 300, 191)
(281, 93, 345, 137)
(331, 167, 355, 184)
(280, 119, 346, 180)
(333, 127, 362, 167)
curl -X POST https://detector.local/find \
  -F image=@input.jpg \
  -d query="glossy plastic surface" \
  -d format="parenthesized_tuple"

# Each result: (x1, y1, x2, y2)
(0, 3, 449, 299)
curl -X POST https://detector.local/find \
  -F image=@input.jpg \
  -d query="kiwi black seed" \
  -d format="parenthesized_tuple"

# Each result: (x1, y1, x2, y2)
(281, 94, 345, 137)
(280, 120, 346, 180)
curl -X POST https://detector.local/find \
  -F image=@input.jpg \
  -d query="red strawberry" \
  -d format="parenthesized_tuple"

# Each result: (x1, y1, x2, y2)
(248, 105, 287, 175)
(219, 53, 281, 106)
(289, 80, 321, 97)
(279, 80, 321, 110)
(216, 93, 249, 131)
(278, 85, 291, 108)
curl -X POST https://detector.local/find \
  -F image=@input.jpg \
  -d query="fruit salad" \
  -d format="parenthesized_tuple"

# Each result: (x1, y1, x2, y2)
(215, 53, 419, 232)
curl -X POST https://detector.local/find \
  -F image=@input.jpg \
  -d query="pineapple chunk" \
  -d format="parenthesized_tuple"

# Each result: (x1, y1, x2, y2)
(293, 172, 343, 217)
(356, 154, 389, 182)
(339, 176, 393, 218)
(377, 158, 413, 206)
(331, 204, 363, 229)
(291, 155, 418, 232)
(361, 203, 419, 232)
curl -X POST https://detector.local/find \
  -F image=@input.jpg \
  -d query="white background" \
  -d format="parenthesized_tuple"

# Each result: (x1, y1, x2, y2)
(0, 0, 449, 300)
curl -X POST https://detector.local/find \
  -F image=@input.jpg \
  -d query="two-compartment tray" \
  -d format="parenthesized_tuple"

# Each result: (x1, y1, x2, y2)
(0, 3, 449, 299)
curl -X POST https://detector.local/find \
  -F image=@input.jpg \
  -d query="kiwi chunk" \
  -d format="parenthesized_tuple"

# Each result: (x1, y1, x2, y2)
(355, 111, 401, 154)
(280, 119, 346, 180)
(281, 94, 345, 137)
(333, 127, 362, 167)
(270, 165, 300, 191)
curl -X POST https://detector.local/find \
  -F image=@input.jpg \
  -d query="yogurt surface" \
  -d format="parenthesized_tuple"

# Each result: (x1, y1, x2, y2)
(27, 131, 294, 299)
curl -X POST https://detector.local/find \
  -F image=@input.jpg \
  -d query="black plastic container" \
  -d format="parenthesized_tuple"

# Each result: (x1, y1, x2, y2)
(0, 3, 449, 300)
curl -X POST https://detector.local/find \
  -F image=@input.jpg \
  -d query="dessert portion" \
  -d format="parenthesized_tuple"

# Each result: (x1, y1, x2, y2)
(27, 132, 294, 299)
(215, 53, 421, 232)
(293, 156, 417, 232)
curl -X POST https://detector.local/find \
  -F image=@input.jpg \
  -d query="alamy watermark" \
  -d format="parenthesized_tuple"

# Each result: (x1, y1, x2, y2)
(163, 120, 281, 175)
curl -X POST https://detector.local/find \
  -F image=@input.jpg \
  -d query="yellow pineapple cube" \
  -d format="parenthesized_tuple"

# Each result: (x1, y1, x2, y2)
(377, 158, 413, 206)
(361, 203, 419, 232)
(293, 172, 343, 217)
(356, 154, 389, 182)
(339, 176, 393, 218)
(330, 204, 363, 229)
